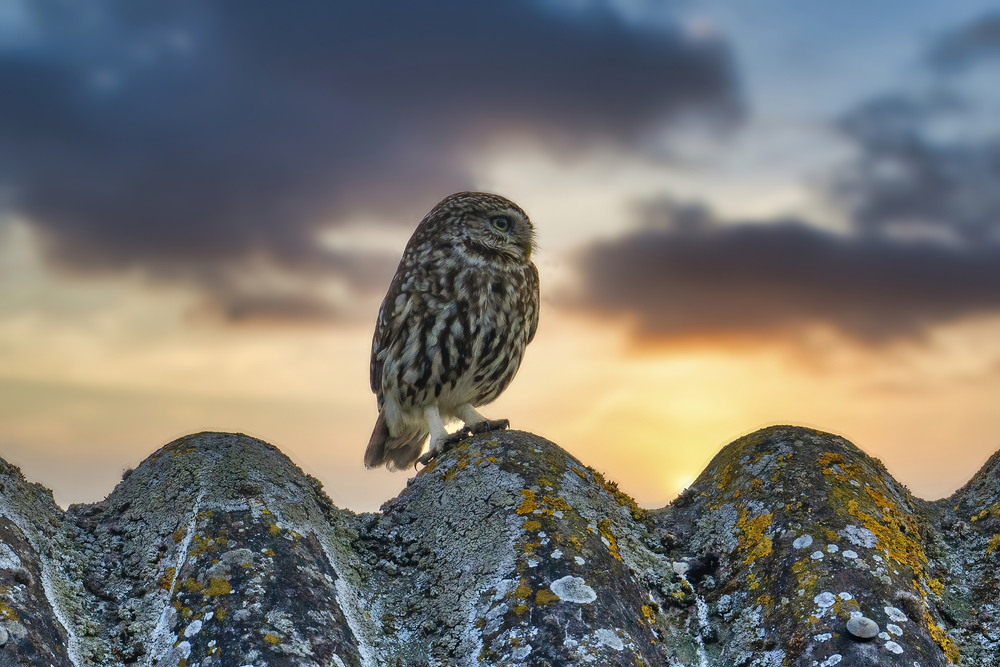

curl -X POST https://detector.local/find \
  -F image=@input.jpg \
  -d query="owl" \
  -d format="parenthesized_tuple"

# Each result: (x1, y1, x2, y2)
(365, 192, 540, 470)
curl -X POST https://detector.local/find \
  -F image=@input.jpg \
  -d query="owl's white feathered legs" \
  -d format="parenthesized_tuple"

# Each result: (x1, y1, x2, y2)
(416, 403, 511, 467)
(424, 404, 450, 455)
(456, 404, 487, 427)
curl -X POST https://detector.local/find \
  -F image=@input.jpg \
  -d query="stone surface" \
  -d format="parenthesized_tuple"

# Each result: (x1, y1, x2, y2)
(846, 616, 879, 640)
(0, 426, 996, 665)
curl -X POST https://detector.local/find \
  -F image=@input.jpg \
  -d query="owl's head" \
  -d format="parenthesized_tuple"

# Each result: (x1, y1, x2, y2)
(424, 192, 536, 266)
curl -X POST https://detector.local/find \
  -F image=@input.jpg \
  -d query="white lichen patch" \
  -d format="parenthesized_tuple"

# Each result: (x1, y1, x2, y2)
(827, 544, 839, 553)
(814, 592, 836, 608)
(885, 606, 909, 623)
(0, 541, 22, 570)
(886, 623, 903, 635)
(512, 645, 532, 659)
(841, 525, 878, 548)
(550, 576, 597, 603)
(838, 592, 853, 600)
(843, 550, 858, 559)
(884, 640, 903, 654)
(594, 628, 624, 650)
(811, 551, 824, 560)
(184, 619, 203, 637)
(814, 633, 833, 642)
(793, 534, 813, 549)
(551, 549, 563, 559)
(819, 655, 842, 666)
(575, 556, 586, 565)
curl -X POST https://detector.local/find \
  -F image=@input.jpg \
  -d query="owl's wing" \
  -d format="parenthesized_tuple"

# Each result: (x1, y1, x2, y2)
(526, 263, 540, 344)
(370, 281, 400, 405)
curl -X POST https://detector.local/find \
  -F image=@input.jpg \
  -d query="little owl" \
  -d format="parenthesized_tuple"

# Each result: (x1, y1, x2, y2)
(365, 192, 539, 470)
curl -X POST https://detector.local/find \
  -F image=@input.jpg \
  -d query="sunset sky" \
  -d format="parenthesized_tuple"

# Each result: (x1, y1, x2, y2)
(2, 0, 1000, 512)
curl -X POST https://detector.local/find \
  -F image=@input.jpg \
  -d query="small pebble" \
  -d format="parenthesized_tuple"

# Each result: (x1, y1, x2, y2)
(847, 615, 879, 640)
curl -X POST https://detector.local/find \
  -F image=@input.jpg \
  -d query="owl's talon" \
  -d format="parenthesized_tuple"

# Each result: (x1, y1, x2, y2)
(442, 428, 473, 448)
(469, 418, 509, 435)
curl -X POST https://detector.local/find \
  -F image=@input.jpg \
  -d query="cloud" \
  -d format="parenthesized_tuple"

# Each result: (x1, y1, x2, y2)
(836, 94, 1000, 247)
(569, 201, 1000, 342)
(927, 13, 1000, 71)
(568, 11, 1000, 344)
(0, 0, 738, 321)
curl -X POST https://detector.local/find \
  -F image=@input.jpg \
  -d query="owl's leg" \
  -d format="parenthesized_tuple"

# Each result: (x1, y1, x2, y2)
(416, 404, 469, 467)
(456, 404, 509, 435)
(424, 404, 450, 454)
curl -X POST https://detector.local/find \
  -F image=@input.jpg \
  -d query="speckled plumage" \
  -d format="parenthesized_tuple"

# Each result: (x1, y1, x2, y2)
(365, 192, 540, 470)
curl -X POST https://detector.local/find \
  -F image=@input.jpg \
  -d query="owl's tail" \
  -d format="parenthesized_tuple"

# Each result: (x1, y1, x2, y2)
(364, 410, 427, 471)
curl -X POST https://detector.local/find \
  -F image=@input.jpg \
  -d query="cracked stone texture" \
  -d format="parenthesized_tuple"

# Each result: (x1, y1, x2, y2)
(0, 426, 997, 665)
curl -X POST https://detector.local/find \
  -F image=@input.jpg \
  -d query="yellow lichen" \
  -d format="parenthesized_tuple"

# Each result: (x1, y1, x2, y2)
(269, 523, 281, 535)
(516, 489, 573, 519)
(926, 614, 960, 663)
(535, 589, 560, 605)
(523, 520, 542, 532)
(986, 535, 1000, 555)
(641, 605, 656, 624)
(716, 463, 734, 490)
(737, 510, 773, 566)
(263, 632, 281, 645)
(597, 518, 622, 561)
(204, 577, 232, 596)
(183, 577, 205, 594)
(0, 599, 18, 621)
(819, 452, 844, 471)
(928, 578, 945, 595)
(791, 558, 818, 592)
(513, 580, 532, 599)
(972, 502, 1000, 522)
(157, 567, 177, 591)
(845, 486, 927, 583)
(516, 490, 537, 515)
(172, 527, 187, 543)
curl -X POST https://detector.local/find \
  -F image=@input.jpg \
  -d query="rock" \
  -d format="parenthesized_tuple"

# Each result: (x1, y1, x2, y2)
(846, 615, 880, 640)
(0, 425, 995, 665)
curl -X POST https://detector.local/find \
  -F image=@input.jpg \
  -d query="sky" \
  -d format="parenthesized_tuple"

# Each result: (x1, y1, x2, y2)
(2, 0, 1000, 511)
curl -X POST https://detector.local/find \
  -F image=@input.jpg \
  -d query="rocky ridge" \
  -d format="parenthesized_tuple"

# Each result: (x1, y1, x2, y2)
(0, 426, 997, 666)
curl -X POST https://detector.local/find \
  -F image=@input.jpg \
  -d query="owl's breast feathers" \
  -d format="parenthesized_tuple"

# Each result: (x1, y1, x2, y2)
(370, 254, 538, 413)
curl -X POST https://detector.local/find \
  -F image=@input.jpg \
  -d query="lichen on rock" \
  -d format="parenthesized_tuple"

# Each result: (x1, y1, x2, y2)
(0, 425, 996, 665)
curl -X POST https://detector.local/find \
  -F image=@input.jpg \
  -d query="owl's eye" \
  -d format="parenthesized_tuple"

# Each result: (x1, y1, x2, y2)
(490, 215, 513, 232)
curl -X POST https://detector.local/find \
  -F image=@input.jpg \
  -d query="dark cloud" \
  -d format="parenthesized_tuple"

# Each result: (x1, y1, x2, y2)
(927, 13, 1000, 70)
(836, 94, 1000, 246)
(570, 202, 1000, 342)
(0, 0, 738, 320)
(568, 12, 1000, 344)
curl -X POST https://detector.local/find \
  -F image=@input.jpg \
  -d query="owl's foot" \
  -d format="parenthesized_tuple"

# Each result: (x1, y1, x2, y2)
(416, 427, 474, 467)
(468, 418, 509, 435)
